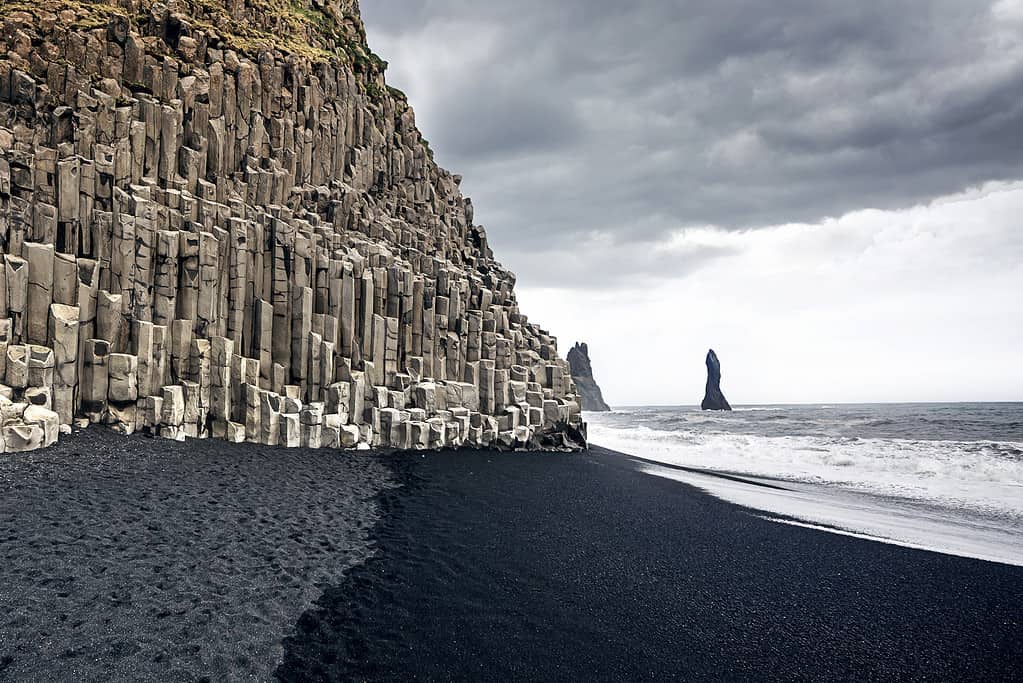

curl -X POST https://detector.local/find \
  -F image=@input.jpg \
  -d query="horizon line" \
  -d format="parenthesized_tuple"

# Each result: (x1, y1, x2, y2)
(600, 401, 1023, 409)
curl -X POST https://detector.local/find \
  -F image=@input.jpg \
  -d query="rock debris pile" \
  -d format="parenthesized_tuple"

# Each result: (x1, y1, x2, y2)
(0, 0, 585, 452)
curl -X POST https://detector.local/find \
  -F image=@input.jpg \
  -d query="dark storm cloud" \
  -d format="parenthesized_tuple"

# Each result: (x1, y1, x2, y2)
(437, 86, 584, 161)
(359, 0, 1023, 287)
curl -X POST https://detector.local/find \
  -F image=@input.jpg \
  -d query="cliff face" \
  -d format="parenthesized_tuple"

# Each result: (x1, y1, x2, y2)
(0, 0, 585, 452)
(701, 349, 731, 411)
(567, 342, 610, 412)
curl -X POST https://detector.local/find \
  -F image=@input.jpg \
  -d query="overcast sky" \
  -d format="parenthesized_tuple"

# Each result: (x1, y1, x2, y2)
(361, 0, 1023, 405)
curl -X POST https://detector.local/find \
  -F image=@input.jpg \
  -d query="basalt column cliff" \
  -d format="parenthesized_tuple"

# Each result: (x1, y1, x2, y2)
(0, 0, 585, 452)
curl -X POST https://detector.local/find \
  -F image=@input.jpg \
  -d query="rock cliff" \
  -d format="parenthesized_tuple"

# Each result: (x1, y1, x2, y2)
(567, 342, 610, 412)
(701, 349, 731, 411)
(0, 0, 585, 452)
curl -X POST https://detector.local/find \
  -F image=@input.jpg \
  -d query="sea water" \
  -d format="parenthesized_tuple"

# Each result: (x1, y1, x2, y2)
(587, 403, 1023, 564)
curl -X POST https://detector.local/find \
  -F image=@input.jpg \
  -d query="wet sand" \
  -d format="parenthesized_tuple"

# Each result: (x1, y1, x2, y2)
(279, 445, 1023, 681)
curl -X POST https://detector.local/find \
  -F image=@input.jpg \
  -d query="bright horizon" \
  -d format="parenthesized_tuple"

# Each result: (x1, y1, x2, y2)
(514, 182, 1023, 406)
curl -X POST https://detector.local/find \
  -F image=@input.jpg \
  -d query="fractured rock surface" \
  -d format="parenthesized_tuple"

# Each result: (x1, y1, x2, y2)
(0, 0, 585, 453)
(567, 342, 610, 412)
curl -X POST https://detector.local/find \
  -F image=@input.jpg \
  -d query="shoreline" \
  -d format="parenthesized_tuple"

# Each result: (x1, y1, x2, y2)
(2, 433, 1020, 680)
(635, 459, 1023, 567)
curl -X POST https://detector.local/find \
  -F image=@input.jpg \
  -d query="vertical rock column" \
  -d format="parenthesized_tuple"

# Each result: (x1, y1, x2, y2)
(81, 340, 110, 424)
(48, 304, 79, 424)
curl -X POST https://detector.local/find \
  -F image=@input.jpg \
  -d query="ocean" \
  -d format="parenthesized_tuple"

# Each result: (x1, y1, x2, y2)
(587, 403, 1023, 563)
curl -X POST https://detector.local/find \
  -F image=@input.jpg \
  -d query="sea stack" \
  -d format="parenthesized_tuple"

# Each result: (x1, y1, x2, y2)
(701, 349, 732, 411)
(567, 342, 610, 412)
(0, 0, 586, 453)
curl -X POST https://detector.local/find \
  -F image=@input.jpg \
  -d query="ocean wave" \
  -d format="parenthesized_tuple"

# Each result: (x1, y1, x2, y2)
(592, 404, 1023, 442)
(586, 420, 1023, 518)
(732, 406, 795, 411)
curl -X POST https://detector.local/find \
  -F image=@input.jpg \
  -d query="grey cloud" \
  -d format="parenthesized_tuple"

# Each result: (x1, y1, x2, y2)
(507, 238, 738, 293)
(434, 81, 584, 161)
(360, 0, 1023, 287)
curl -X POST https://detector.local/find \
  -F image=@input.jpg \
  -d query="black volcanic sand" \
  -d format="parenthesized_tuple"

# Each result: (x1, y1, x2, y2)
(278, 446, 1023, 682)
(0, 429, 393, 682)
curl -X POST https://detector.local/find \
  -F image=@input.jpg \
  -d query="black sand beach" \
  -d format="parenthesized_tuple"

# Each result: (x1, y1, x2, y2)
(3, 435, 1021, 681)
(279, 445, 1023, 682)
(0, 429, 392, 681)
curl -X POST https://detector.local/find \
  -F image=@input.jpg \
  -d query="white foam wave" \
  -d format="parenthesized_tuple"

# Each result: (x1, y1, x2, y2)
(587, 420, 1023, 519)
(639, 465, 1023, 566)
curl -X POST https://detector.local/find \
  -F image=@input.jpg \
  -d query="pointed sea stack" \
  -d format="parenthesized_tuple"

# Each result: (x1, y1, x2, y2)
(0, 0, 586, 453)
(701, 349, 732, 411)
(567, 342, 610, 412)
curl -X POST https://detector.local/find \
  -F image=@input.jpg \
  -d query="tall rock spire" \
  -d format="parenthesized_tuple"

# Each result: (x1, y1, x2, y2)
(701, 349, 732, 411)
(567, 342, 610, 412)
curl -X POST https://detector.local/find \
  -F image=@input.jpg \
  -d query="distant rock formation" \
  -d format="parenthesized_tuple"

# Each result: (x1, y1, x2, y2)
(701, 349, 732, 411)
(567, 343, 610, 412)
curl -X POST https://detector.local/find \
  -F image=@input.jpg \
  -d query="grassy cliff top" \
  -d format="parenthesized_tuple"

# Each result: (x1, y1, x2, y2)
(0, 0, 387, 67)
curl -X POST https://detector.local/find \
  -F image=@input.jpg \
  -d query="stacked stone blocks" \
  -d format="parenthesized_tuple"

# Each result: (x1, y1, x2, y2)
(0, 1, 586, 453)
